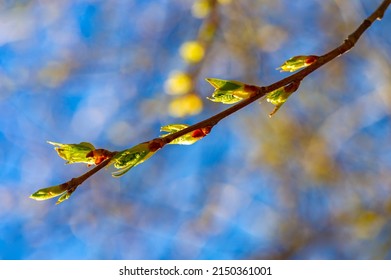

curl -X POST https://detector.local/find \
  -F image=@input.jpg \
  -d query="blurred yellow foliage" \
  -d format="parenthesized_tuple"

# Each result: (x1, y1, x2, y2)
(303, 135, 338, 183)
(353, 211, 385, 240)
(180, 41, 205, 64)
(217, 0, 231, 4)
(164, 71, 192, 95)
(38, 61, 70, 88)
(191, 0, 211, 19)
(169, 93, 203, 117)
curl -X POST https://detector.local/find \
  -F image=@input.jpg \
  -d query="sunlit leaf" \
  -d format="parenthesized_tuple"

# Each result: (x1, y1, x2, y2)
(161, 124, 212, 145)
(161, 124, 189, 134)
(110, 143, 155, 177)
(206, 78, 258, 104)
(207, 91, 243, 104)
(55, 189, 77, 205)
(206, 78, 244, 91)
(48, 141, 96, 165)
(266, 81, 301, 117)
(277, 55, 318, 72)
(29, 184, 67, 201)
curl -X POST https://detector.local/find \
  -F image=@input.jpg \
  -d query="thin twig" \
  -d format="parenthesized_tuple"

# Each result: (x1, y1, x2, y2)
(78, 0, 391, 182)
(37, 0, 391, 200)
(161, 0, 391, 144)
(59, 154, 117, 194)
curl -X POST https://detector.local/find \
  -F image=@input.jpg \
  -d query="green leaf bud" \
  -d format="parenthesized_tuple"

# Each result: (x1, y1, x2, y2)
(277, 55, 318, 72)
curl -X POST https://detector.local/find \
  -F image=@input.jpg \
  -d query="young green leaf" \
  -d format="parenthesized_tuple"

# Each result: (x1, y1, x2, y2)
(30, 183, 79, 204)
(110, 143, 155, 177)
(160, 124, 212, 145)
(206, 78, 244, 91)
(160, 124, 189, 134)
(277, 55, 318, 72)
(55, 188, 77, 205)
(266, 81, 301, 117)
(48, 141, 96, 165)
(56, 192, 71, 205)
(30, 184, 67, 201)
(206, 78, 259, 104)
(207, 91, 243, 104)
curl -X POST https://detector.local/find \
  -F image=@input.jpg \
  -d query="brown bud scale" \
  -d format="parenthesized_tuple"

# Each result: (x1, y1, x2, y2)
(305, 55, 318, 65)
(148, 139, 165, 152)
(86, 149, 112, 165)
(191, 126, 213, 138)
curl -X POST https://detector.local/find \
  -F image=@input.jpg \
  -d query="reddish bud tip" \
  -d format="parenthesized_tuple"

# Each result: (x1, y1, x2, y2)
(305, 55, 318, 65)
(191, 126, 213, 138)
(201, 126, 212, 135)
(191, 129, 206, 138)
(86, 149, 112, 165)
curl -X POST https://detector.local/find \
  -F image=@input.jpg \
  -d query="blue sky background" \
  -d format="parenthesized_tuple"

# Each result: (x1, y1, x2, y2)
(1, 0, 391, 259)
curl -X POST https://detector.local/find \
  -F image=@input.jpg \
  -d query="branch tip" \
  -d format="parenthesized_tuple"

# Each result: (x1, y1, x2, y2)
(30, 0, 391, 205)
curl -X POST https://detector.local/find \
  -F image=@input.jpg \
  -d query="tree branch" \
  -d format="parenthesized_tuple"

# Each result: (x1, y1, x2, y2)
(161, 0, 391, 144)
(31, 0, 391, 204)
